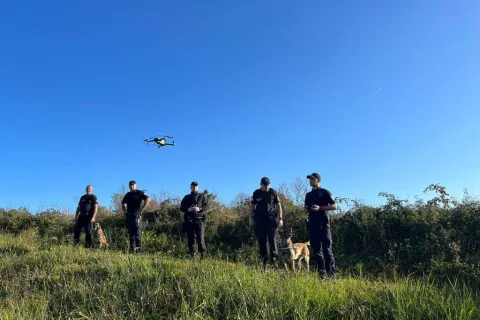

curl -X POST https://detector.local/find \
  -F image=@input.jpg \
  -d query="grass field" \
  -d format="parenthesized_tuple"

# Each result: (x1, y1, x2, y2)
(0, 231, 478, 320)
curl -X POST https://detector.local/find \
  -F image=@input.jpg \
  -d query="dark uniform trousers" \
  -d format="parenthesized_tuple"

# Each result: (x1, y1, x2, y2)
(126, 214, 142, 253)
(254, 215, 278, 265)
(74, 214, 93, 248)
(185, 219, 206, 256)
(307, 215, 336, 277)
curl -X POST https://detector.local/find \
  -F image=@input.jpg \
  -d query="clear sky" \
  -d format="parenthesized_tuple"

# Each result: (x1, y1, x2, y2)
(1, 0, 479, 212)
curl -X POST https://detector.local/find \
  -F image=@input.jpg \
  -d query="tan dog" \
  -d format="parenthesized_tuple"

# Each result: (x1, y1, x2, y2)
(93, 222, 109, 248)
(280, 228, 310, 272)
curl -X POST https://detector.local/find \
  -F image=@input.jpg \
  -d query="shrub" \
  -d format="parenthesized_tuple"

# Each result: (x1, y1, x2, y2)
(0, 207, 34, 234)
(2, 183, 480, 287)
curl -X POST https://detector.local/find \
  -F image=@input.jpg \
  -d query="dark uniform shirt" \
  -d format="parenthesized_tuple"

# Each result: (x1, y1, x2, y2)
(122, 190, 149, 216)
(180, 191, 209, 220)
(251, 188, 280, 217)
(78, 194, 98, 217)
(304, 187, 335, 221)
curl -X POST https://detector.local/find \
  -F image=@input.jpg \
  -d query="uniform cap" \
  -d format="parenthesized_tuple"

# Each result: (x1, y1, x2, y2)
(306, 173, 321, 180)
(261, 177, 270, 185)
(191, 181, 198, 186)
(129, 180, 136, 185)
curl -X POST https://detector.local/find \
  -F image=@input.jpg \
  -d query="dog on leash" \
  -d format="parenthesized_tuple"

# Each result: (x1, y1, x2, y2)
(93, 222, 109, 248)
(279, 228, 310, 272)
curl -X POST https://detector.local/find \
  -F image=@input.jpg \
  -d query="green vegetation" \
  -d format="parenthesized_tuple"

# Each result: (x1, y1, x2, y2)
(0, 231, 478, 319)
(1, 181, 479, 318)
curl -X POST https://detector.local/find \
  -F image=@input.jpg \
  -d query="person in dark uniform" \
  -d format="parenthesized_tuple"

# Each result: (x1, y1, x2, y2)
(180, 181, 209, 260)
(304, 172, 337, 279)
(249, 177, 284, 270)
(121, 180, 150, 254)
(74, 185, 98, 248)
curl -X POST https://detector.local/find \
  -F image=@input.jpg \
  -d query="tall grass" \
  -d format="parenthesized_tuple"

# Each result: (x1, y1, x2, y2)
(0, 231, 478, 319)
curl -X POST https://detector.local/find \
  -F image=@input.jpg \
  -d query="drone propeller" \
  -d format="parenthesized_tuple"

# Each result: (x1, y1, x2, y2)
(152, 133, 174, 138)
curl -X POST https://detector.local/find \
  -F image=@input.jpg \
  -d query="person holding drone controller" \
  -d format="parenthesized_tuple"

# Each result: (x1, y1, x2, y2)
(180, 181, 209, 260)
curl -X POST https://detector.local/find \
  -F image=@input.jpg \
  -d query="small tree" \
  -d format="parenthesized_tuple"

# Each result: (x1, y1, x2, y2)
(110, 185, 128, 213)
(277, 181, 292, 202)
(290, 177, 309, 206)
(230, 192, 251, 218)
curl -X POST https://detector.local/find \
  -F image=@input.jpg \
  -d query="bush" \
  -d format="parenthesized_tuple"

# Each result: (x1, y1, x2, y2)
(35, 209, 74, 241)
(2, 184, 480, 287)
(0, 207, 35, 234)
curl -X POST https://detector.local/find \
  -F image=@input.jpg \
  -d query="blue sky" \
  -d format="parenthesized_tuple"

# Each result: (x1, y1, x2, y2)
(1, 0, 479, 212)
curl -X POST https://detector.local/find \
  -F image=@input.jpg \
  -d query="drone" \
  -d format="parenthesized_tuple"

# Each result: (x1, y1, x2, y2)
(143, 136, 175, 148)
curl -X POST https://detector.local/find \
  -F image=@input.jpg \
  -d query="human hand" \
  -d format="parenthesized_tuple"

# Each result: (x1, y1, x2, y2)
(311, 205, 320, 211)
(278, 219, 284, 229)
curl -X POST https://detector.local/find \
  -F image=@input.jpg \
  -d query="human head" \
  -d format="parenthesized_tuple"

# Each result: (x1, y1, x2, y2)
(260, 177, 270, 191)
(190, 181, 199, 192)
(86, 185, 93, 195)
(129, 180, 137, 191)
(307, 173, 321, 188)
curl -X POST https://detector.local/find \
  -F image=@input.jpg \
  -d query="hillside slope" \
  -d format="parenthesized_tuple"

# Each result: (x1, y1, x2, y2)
(0, 232, 478, 319)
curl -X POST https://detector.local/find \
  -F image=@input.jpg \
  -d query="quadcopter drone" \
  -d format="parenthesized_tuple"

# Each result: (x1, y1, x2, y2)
(143, 136, 175, 148)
